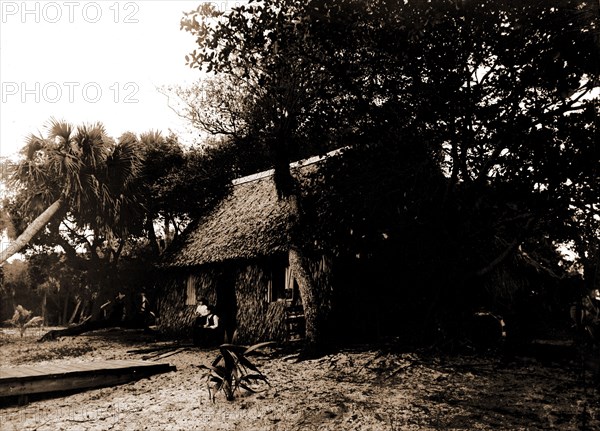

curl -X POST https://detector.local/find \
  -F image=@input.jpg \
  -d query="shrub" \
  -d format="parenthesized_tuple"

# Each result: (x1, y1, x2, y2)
(5, 305, 43, 337)
(199, 342, 273, 402)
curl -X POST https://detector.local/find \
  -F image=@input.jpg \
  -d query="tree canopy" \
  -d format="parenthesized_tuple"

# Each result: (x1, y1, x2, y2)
(180, 0, 599, 339)
(181, 0, 598, 272)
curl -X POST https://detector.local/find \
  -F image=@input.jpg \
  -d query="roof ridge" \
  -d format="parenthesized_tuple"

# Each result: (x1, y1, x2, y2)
(231, 147, 345, 186)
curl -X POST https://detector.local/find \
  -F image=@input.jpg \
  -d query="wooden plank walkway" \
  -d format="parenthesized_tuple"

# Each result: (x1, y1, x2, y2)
(0, 359, 176, 398)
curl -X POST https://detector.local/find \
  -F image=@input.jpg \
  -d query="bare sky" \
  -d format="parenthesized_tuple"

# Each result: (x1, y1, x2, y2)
(0, 1, 237, 159)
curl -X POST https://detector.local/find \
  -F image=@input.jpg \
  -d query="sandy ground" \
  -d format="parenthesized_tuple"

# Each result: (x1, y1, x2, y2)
(0, 326, 599, 431)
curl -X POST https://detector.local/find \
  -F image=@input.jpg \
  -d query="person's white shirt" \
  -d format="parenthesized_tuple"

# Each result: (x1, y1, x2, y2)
(205, 313, 219, 329)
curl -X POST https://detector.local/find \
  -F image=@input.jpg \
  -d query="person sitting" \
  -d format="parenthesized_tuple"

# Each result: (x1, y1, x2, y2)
(192, 298, 210, 346)
(203, 305, 224, 347)
(195, 298, 209, 325)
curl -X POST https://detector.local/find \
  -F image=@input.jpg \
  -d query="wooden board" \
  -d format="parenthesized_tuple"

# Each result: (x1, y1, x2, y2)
(0, 359, 175, 398)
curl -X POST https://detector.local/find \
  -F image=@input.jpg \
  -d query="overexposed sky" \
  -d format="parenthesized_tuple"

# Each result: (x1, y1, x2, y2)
(0, 1, 240, 159)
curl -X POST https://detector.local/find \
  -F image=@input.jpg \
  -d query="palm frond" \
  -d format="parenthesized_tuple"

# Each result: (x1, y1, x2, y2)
(23, 316, 44, 328)
(139, 130, 163, 146)
(21, 134, 46, 160)
(75, 122, 109, 171)
(243, 341, 276, 355)
(46, 118, 73, 146)
(105, 136, 144, 192)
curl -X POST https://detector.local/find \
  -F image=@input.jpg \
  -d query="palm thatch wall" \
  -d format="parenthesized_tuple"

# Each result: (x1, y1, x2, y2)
(157, 270, 218, 337)
(233, 264, 287, 344)
(157, 261, 295, 343)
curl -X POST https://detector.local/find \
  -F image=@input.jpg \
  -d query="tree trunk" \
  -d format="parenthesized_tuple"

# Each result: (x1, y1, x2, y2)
(78, 299, 90, 323)
(38, 318, 134, 342)
(276, 170, 330, 358)
(288, 247, 324, 357)
(0, 198, 64, 265)
(164, 218, 173, 248)
(268, 109, 328, 356)
(146, 216, 160, 256)
(68, 299, 82, 325)
(41, 289, 47, 326)
(62, 293, 70, 326)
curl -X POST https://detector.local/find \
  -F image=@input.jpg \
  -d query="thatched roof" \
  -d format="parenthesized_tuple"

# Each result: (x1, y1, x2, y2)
(165, 153, 335, 268)
(166, 174, 292, 268)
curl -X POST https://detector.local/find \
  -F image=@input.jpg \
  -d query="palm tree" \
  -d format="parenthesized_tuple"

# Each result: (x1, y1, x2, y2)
(0, 119, 142, 265)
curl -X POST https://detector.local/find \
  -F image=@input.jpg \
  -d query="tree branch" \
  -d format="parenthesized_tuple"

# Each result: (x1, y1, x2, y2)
(474, 216, 534, 277)
(474, 238, 521, 278)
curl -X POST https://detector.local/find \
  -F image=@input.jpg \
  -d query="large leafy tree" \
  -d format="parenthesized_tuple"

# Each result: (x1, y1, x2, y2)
(132, 130, 236, 257)
(182, 0, 599, 347)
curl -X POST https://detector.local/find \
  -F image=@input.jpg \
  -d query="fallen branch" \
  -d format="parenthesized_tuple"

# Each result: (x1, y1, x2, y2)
(127, 344, 183, 354)
(146, 347, 188, 361)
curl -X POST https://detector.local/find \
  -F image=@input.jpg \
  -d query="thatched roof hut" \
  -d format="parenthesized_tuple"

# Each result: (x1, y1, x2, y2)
(159, 154, 334, 343)
(165, 150, 341, 268)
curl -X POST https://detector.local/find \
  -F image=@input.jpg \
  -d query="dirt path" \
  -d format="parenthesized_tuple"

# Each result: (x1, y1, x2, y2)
(1, 327, 598, 430)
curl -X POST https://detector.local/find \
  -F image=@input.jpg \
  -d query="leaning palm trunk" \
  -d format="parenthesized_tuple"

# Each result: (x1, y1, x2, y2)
(0, 198, 63, 265)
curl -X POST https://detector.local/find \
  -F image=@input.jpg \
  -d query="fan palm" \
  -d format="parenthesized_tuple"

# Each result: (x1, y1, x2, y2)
(0, 119, 143, 264)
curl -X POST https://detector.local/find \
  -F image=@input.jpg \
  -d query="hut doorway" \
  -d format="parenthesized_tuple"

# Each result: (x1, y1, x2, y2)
(215, 263, 237, 343)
